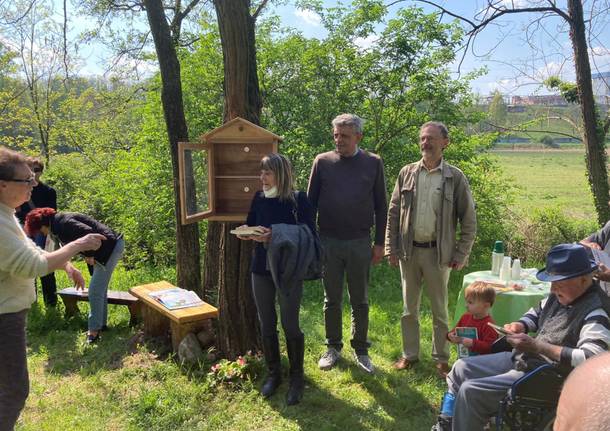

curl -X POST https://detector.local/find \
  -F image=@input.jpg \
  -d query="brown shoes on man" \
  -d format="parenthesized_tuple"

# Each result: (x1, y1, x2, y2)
(435, 362, 450, 378)
(393, 357, 419, 370)
(393, 357, 449, 378)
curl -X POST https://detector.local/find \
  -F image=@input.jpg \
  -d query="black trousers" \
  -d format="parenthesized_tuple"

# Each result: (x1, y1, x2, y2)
(251, 273, 303, 340)
(0, 310, 29, 431)
(39, 273, 57, 306)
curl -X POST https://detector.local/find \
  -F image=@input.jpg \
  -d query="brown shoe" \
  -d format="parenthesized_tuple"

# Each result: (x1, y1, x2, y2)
(436, 362, 450, 378)
(393, 357, 419, 370)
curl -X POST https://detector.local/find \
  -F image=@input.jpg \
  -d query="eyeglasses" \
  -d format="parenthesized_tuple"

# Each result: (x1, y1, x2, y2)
(4, 176, 36, 185)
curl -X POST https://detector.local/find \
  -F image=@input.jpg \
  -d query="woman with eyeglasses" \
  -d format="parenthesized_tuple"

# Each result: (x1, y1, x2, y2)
(25, 207, 124, 345)
(236, 153, 316, 406)
(0, 147, 104, 430)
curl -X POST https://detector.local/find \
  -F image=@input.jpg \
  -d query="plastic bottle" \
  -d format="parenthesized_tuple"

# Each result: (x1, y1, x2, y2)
(499, 256, 512, 283)
(511, 258, 522, 280)
(491, 241, 504, 276)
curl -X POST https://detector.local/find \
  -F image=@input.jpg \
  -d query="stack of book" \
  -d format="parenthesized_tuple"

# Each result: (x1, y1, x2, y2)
(148, 287, 203, 310)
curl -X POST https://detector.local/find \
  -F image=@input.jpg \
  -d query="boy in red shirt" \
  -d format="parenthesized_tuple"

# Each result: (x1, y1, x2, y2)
(447, 281, 498, 356)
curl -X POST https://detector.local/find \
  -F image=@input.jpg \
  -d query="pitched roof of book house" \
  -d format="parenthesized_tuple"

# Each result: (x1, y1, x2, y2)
(200, 117, 283, 143)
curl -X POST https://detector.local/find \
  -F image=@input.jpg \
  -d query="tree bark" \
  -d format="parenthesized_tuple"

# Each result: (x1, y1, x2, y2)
(143, 0, 202, 294)
(568, 0, 610, 225)
(209, 0, 262, 359)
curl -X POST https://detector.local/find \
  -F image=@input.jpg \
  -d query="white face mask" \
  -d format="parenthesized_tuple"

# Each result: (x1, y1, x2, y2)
(263, 186, 278, 198)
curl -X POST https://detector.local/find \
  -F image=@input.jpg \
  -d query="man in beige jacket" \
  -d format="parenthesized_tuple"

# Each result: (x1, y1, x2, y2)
(385, 121, 476, 377)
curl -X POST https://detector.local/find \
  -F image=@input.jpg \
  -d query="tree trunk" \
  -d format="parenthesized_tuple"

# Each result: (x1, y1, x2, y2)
(208, 0, 262, 359)
(143, 0, 202, 293)
(568, 0, 610, 225)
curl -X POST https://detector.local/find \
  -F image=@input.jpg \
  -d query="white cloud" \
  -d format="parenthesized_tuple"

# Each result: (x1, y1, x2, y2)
(354, 35, 378, 50)
(294, 9, 321, 27)
(535, 61, 565, 79)
(498, 0, 542, 7)
(590, 46, 610, 73)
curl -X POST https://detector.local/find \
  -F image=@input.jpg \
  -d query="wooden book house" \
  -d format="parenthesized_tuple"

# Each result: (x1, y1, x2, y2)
(178, 117, 281, 224)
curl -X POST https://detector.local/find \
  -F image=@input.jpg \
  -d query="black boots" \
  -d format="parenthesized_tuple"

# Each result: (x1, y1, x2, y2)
(261, 334, 305, 405)
(261, 334, 282, 398)
(285, 334, 305, 406)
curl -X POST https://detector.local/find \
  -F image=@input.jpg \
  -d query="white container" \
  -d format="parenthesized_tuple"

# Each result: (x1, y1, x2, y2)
(511, 259, 522, 280)
(491, 251, 504, 276)
(499, 256, 512, 283)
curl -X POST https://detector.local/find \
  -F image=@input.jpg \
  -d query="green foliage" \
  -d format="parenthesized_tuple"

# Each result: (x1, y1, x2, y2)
(539, 135, 559, 148)
(545, 76, 579, 104)
(40, 80, 180, 268)
(505, 206, 597, 264)
(257, 6, 485, 187)
(488, 90, 507, 126)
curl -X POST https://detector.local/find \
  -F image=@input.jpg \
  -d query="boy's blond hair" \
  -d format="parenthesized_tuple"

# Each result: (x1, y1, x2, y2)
(464, 281, 496, 306)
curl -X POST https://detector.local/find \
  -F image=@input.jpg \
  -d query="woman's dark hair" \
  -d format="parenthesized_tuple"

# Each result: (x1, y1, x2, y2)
(25, 207, 57, 237)
(0, 147, 27, 181)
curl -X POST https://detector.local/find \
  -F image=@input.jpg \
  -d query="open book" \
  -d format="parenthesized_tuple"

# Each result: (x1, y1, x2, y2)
(229, 226, 266, 236)
(456, 327, 478, 358)
(148, 288, 203, 310)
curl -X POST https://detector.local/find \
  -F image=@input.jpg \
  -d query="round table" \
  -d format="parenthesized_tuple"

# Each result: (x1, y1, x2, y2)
(453, 270, 551, 326)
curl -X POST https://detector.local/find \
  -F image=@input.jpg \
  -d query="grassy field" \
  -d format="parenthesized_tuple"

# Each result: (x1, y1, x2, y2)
(492, 149, 597, 219)
(20, 260, 486, 431)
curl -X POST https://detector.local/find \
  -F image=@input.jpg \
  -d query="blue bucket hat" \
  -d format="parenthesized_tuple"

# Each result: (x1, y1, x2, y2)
(536, 243, 598, 282)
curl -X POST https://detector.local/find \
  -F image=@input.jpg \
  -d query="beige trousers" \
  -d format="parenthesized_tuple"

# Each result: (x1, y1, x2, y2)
(399, 247, 451, 363)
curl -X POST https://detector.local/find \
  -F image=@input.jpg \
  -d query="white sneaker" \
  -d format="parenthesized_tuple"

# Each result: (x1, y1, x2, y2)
(354, 353, 375, 374)
(318, 347, 341, 370)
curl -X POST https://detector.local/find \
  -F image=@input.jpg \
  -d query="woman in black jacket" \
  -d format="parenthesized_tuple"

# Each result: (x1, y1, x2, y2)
(237, 153, 315, 405)
(25, 208, 124, 344)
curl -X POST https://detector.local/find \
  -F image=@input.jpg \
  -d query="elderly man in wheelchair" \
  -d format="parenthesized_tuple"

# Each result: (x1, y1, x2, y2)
(431, 243, 610, 431)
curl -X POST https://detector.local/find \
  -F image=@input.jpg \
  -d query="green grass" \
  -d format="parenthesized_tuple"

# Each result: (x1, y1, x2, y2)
(492, 149, 597, 219)
(18, 261, 478, 431)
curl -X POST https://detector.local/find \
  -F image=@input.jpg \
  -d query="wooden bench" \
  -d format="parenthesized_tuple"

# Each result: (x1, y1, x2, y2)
(129, 281, 219, 351)
(58, 287, 141, 326)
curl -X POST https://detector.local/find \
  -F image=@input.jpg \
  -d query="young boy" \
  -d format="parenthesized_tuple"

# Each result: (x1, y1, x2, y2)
(431, 281, 498, 431)
(447, 281, 498, 356)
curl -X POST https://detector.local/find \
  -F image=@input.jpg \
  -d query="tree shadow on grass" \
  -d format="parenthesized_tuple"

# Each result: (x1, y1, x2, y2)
(258, 354, 438, 431)
(26, 303, 168, 377)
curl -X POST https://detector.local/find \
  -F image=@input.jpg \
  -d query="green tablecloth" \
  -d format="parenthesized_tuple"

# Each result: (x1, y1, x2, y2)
(453, 270, 551, 326)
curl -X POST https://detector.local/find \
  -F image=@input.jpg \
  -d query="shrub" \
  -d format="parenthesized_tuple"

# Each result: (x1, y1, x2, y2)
(503, 207, 598, 265)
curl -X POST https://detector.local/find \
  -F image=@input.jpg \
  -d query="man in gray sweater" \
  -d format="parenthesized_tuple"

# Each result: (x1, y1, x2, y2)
(307, 113, 388, 373)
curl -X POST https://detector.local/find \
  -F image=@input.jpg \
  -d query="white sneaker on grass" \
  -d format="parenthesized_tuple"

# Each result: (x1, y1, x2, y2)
(318, 347, 341, 370)
(354, 353, 375, 374)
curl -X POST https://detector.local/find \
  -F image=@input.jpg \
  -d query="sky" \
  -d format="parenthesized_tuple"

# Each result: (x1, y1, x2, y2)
(271, 0, 610, 96)
(25, 0, 610, 97)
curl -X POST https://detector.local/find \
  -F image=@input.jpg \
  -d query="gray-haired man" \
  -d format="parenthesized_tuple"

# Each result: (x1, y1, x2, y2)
(307, 113, 388, 373)
(386, 121, 476, 377)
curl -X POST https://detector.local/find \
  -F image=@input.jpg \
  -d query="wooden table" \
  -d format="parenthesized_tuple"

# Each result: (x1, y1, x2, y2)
(129, 281, 218, 351)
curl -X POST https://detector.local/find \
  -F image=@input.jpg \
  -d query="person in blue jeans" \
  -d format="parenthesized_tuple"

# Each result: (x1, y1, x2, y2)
(25, 207, 124, 344)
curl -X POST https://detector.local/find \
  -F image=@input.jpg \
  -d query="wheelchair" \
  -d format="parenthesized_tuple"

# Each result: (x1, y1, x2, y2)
(495, 363, 567, 431)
